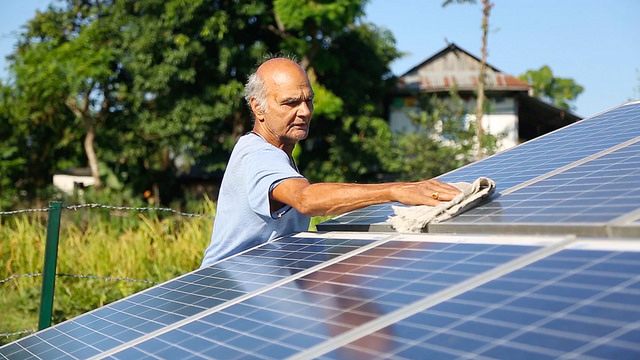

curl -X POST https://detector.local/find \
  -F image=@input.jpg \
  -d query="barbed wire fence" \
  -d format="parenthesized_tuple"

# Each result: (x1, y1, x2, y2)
(0, 202, 213, 340)
(0, 203, 215, 219)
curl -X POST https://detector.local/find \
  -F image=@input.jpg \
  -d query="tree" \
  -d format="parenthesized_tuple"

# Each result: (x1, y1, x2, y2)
(10, 1, 128, 189)
(2, 0, 403, 206)
(443, 0, 494, 160)
(518, 65, 584, 111)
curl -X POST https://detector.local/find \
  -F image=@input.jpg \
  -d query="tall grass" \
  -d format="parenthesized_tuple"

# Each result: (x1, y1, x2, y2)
(0, 197, 215, 345)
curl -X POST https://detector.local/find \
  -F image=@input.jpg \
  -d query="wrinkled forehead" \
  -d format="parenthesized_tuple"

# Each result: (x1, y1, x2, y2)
(271, 71, 312, 94)
(264, 72, 313, 101)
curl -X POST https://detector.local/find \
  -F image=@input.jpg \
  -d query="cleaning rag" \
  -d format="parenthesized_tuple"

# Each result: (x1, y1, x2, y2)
(388, 176, 496, 233)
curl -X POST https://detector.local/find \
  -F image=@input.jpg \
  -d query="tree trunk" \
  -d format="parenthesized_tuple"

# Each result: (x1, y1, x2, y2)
(476, 0, 493, 160)
(83, 122, 103, 189)
(66, 94, 103, 189)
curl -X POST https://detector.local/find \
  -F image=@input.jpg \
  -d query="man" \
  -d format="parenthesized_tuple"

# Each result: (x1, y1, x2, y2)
(200, 57, 460, 267)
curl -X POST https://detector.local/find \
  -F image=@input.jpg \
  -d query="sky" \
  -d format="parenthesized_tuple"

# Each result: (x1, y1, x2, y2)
(1, 0, 639, 118)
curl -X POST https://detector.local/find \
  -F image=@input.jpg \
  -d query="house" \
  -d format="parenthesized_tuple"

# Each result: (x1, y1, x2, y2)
(389, 43, 581, 151)
(52, 167, 95, 195)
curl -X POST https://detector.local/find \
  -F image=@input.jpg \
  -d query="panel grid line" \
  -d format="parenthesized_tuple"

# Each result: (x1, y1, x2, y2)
(89, 234, 400, 360)
(611, 207, 640, 225)
(286, 236, 578, 360)
(558, 319, 640, 360)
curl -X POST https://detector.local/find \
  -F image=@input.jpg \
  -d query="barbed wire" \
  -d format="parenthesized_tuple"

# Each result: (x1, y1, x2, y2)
(56, 273, 158, 285)
(0, 203, 214, 220)
(0, 273, 42, 284)
(0, 329, 36, 338)
(64, 203, 214, 220)
(1, 273, 158, 286)
(0, 208, 49, 216)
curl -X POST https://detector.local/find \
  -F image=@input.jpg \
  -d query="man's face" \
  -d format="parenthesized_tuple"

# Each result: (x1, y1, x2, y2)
(261, 66, 314, 145)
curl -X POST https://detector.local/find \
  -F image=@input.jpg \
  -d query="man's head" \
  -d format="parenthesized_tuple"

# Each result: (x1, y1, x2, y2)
(245, 58, 314, 149)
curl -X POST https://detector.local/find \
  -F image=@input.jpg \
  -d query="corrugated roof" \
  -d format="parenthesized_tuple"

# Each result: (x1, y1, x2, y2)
(397, 43, 531, 93)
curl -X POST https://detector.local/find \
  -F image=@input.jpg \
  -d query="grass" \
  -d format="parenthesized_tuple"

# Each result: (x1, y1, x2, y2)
(0, 197, 334, 345)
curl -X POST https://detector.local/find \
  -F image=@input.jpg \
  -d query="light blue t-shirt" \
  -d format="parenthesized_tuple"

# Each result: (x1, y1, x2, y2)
(200, 133, 310, 267)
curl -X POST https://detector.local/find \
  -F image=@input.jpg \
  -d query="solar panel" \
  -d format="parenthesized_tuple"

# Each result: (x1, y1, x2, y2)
(308, 240, 640, 360)
(3, 237, 639, 359)
(314, 203, 400, 232)
(0, 232, 390, 360)
(317, 101, 640, 234)
(97, 234, 544, 359)
(431, 137, 640, 237)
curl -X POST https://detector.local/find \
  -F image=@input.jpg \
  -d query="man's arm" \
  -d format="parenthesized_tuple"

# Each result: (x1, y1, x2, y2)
(271, 178, 461, 217)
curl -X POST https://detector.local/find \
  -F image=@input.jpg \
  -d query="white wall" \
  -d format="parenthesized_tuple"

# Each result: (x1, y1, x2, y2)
(53, 174, 95, 195)
(389, 97, 519, 152)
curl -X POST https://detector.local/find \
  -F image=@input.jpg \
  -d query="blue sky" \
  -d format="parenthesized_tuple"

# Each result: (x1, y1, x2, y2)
(2, 0, 639, 118)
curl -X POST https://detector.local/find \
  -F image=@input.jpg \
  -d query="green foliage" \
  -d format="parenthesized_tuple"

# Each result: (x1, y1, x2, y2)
(2, 0, 483, 208)
(382, 89, 499, 181)
(518, 65, 584, 111)
(2, 0, 403, 207)
(274, 0, 364, 30)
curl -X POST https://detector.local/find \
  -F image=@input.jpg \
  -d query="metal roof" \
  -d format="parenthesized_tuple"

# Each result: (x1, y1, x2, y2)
(397, 43, 531, 93)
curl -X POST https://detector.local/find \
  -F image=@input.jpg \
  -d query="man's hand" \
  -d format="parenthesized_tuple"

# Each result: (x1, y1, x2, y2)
(391, 179, 461, 206)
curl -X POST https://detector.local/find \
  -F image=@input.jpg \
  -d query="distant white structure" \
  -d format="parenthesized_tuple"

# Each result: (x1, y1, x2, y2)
(390, 43, 580, 152)
(53, 168, 95, 195)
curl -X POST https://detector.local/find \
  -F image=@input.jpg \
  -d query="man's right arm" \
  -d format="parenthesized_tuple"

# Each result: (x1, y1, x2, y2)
(271, 178, 461, 217)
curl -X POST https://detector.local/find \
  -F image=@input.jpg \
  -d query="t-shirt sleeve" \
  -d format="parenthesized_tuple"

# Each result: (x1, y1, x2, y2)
(244, 147, 305, 218)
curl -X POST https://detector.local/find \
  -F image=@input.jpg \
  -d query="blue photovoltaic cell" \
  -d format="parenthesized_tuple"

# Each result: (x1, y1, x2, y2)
(437, 140, 640, 226)
(317, 102, 640, 232)
(0, 235, 377, 360)
(315, 203, 400, 231)
(322, 248, 640, 360)
(104, 240, 539, 359)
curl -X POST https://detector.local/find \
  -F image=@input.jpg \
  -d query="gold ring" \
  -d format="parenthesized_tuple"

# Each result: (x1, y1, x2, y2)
(432, 192, 439, 200)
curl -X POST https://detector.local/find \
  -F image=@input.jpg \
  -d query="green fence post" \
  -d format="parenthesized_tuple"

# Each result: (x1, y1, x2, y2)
(38, 201, 62, 330)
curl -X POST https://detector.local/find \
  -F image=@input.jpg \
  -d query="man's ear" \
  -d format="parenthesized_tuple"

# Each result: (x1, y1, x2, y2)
(250, 98, 264, 121)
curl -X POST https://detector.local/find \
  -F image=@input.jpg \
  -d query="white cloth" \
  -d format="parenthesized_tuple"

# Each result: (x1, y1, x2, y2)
(389, 177, 496, 233)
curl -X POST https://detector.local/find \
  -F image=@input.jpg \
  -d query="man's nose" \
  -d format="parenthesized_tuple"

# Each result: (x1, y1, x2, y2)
(298, 101, 312, 117)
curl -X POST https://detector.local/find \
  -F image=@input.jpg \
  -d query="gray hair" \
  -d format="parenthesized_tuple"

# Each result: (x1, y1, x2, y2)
(244, 72, 267, 116)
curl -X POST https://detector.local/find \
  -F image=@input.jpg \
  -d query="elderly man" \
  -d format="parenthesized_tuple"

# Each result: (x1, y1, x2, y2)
(200, 57, 460, 267)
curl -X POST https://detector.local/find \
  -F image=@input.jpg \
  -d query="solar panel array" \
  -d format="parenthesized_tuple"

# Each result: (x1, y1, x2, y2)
(318, 101, 640, 236)
(1, 101, 639, 359)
